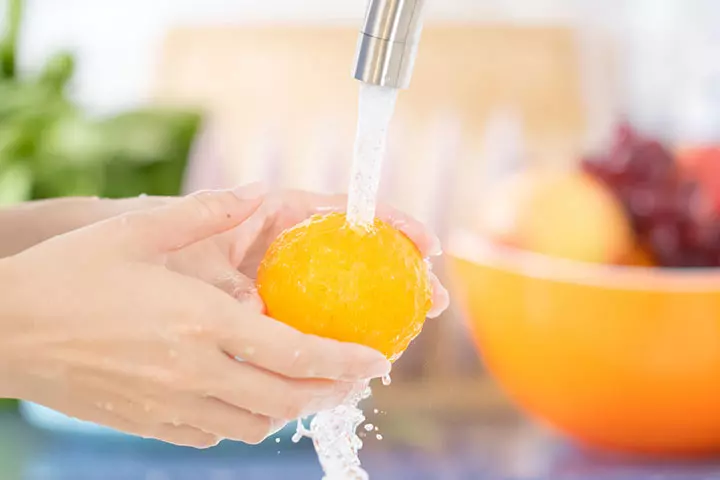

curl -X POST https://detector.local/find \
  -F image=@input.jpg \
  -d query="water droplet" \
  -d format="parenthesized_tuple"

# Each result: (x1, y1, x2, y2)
(292, 418, 311, 443)
(305, 385, 372, 479)
(171, 418, 181, 427)
(374, 426, 379, 431)
(363, 424, 374, 432)
(373, 409, 379, 414)
(275, 438, 281, 444)
(376, 434, 383, 441)
(381, 374, 392, 386)
(244, 346, 256, 356)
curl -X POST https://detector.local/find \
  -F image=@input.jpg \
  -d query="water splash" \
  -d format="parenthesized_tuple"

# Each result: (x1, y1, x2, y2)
(292, 418, 312, 444)
(346, 84, 400, 226)
(306, 77, 400, 480)
(293, 384, 373, 480)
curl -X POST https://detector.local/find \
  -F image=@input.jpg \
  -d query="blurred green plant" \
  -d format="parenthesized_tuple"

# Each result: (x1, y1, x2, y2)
(0, 0, 202, 206)
(0, 0, 203, 410)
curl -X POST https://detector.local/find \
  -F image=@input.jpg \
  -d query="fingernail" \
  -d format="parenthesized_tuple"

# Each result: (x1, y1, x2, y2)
(233, 182, 267, 200)
(270, 419, 288, 435)
(363, 356, 392, 380)
(427, 282, 450, 319)
(428, 234, 443, 257)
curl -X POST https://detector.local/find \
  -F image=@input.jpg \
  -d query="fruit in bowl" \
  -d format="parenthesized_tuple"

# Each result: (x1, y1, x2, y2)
(478, 169, 634, 265)
(451, 123, 720, 455)
(677, 146, 720, 214)
(582, 124, 720, 268)
(447, 233, 720, 456)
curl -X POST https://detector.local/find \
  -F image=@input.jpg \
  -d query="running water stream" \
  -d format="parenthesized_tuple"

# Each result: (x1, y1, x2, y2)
(346, 84, 400, 226)
(291, 83, 400, 480)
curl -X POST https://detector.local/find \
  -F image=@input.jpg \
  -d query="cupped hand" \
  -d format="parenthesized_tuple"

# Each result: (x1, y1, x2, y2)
(0, 190, 390, 448)
(54, 186, 450, 318)
(168, 185, 450, 318)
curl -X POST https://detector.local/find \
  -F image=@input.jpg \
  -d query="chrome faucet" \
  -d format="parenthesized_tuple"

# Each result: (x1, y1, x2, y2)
(352, 0, 427, 89)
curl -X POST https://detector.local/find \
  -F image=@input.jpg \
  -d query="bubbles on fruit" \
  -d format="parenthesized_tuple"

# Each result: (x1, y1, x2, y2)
(256, 212, 432, 361)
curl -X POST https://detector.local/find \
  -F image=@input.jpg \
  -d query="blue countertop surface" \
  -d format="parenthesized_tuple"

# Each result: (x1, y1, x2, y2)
(3, 411, 720, 480)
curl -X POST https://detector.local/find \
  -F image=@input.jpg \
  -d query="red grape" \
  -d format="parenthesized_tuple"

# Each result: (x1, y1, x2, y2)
(581, 124, 720, 268)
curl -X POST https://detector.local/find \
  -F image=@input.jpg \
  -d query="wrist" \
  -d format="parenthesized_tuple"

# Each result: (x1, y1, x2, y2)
(0, 197, 102, 257)
(0, 256, 27, 399)
(0, 196, 171, 258)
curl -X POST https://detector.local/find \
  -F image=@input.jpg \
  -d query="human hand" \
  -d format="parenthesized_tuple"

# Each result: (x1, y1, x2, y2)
(4, 186, 450, 317)
(0, 190, 391, 448)
(164, 186, 451, 318)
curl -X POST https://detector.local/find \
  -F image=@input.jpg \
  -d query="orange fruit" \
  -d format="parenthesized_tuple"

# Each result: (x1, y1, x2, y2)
(257, 212, 432, 360)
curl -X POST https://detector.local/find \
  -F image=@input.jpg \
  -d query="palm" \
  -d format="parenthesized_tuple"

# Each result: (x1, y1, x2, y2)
(235, 190, 335, 278)
(164, 191, 341, 297)
(114, 189, 448, 317)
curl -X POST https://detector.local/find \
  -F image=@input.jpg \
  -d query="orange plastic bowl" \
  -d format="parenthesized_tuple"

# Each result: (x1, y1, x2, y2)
(447, 231, 720, 456)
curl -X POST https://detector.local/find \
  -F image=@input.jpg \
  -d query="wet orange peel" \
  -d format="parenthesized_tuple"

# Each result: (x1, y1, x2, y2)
(257, 212, 432, 361)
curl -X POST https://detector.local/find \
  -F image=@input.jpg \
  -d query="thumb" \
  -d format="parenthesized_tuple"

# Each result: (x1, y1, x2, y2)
(117, 185, 265, 254)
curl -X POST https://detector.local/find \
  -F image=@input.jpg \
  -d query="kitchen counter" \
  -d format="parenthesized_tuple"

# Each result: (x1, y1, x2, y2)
(3, 404, 720, 480)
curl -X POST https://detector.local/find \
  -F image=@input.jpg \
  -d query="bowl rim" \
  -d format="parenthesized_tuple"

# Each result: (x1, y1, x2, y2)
(446, 230, 720, 292)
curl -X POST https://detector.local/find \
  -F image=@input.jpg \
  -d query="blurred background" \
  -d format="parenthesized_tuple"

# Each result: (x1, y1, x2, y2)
(2, 0, 720, 478)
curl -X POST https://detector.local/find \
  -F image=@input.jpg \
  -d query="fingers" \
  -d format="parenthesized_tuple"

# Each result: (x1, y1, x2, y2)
(213, 304, 391, 381)
(280, 190, 442, 257)
(376, 203, 443, 257)
(122, 420, 220, 449)
(427, 269, 450, 318)
(133, 422, 221, 449)
(278, 189, 449, 317)
(53, 402, 221, 449)
(206, 353, 361, 421)
(174, 396, 279, 445)
(151, 424, 221, 449)
(207, 266, 262, 307)
(115, 186, 265, 255)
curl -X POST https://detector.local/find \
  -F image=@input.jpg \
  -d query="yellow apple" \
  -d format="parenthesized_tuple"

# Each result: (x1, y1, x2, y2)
(477, 169, 634, 264)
